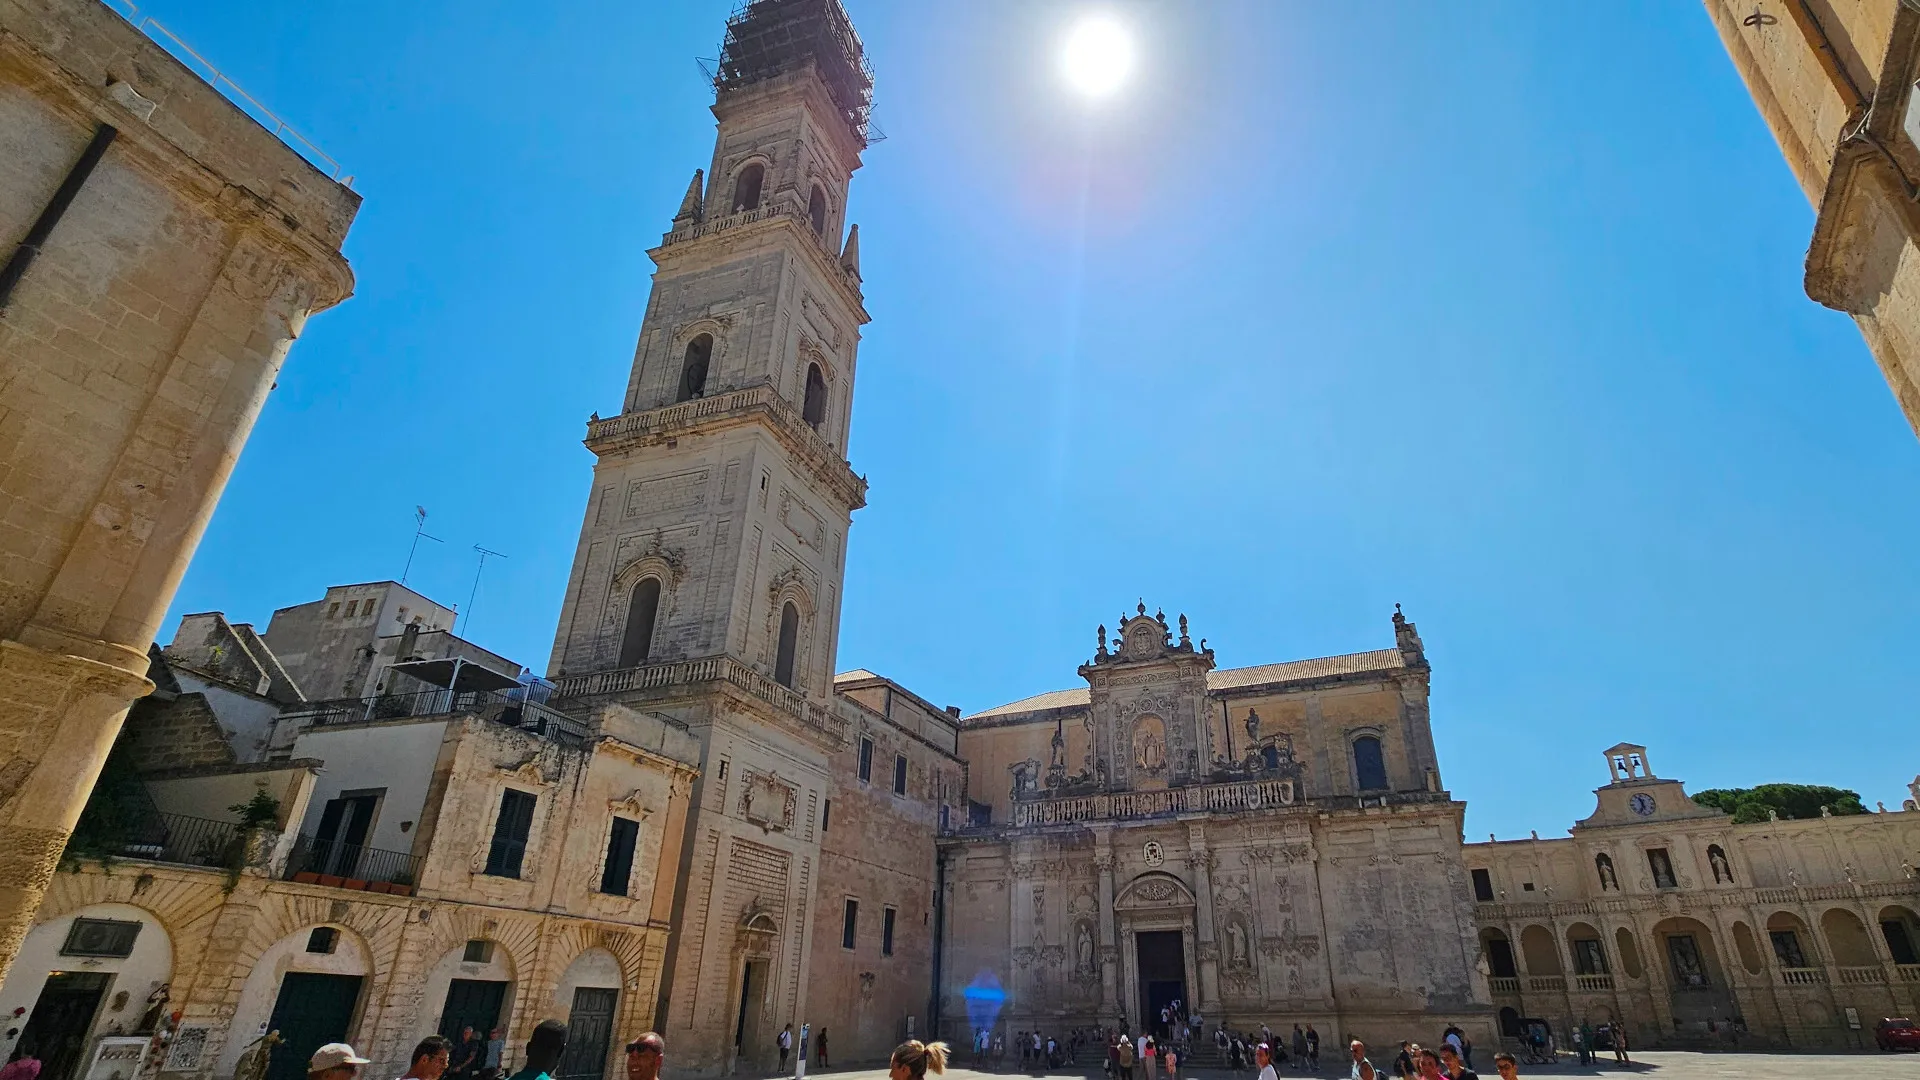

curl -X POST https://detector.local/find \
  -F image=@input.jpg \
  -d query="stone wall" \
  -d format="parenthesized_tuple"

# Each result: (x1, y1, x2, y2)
(0, 0, 356, 981)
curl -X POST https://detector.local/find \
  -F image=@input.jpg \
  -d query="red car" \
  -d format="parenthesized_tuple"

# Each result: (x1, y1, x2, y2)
(1877, 1018, 1920, 1051)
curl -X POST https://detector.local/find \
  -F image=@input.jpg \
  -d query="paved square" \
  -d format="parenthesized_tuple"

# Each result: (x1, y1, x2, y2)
(784, 1053, 1920, 1080)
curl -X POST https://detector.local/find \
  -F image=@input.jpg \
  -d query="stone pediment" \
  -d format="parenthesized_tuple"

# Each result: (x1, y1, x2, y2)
(1114, 871, 1195, 911)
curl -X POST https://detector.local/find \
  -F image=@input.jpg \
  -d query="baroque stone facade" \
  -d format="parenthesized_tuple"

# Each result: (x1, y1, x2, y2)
(1466, 744, 1920, 1050)
(938, 606, 1493, 1050)
(0, 0, 357, 982)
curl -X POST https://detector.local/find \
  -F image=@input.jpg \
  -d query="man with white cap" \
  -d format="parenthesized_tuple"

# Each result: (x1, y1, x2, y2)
(310, 1044, 371, 1080)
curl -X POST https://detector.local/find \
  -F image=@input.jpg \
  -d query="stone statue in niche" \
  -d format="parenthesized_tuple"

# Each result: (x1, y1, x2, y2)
(1225, 920, 1251, 970)
(1076, 923, 1095, 974)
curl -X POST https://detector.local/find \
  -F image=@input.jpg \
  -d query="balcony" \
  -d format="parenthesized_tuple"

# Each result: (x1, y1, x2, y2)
(284, 834, 422, 895)
(1527, 975, 1566, 993)
(281, 687, 590, 745)
(1573, 974, 1614, 992)
(553, 655, 848, 747)
(117, 812, 272, 871)
(1488, 977, 1521, 996)
(1897, 964, 1920, 983)
(1777, 967, 1825, 985)
(1836, 965, 1887, 985)
(1004, 777, 1301, 828)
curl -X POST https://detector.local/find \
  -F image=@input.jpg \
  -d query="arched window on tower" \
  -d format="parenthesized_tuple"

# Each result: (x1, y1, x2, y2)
(808, 185, 828, 236)
(619, 577, 662, 668)
(802, 363, 827, 429)
(774, 601, 800, 687)
(678, 334, 713, 402)
(733, 164, 764, 212)
(1353, 735, 1388, 791)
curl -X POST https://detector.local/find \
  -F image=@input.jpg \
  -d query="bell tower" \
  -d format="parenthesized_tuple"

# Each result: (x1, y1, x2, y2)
(545, 4, 874, 1073)
(548, 0, 871, 698)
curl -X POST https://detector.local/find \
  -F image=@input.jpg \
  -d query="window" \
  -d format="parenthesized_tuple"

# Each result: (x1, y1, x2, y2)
(1470, 868, 1494, 902)
(305, 927, 339, 954)
(774, 601, 800, 687)
(821, 799, 831, 832)
(485, 789, 537, 878)
(677, 334, 713, 402)
(1486, 937, 1518, 978)
(891, 753, 909, 796)
(718, 759, 729, 780)
(327, 602, 341, 619)
(1521, 882, 1535, 892)
(463, 939, 494, 964)
(343, 599, 357, 617)
(1352, 735, 1388, 791)
(1571, 938, 1608, 975)
(842, 899, 859, 949)
(808, 185, 828, 235)
(1770, 929, 1807, 968)
(60, 918, 140, 958)
(601, 817, 640, 896)
(857, 737, 874, 783)
(732, 164, 765, 211)
(619, 577, 662, 668)
(882, 907, 897, 957)
(1881, 920, 1918, 965)
(1646, 847, 1677, 889)
(802, 363, 828, 430)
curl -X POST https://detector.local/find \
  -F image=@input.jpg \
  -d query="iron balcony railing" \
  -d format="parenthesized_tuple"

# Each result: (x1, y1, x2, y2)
(284, 834, 423, 891)
(120, 812, 270, 870)
(280, 686, 591, 744)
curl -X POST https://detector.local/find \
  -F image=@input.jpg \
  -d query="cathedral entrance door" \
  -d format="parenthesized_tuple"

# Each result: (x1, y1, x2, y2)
(733, 960, 767, 1067)
(1135, 931, 1186, 1039)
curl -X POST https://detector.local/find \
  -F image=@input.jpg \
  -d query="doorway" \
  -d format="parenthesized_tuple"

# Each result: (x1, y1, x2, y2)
(1134, 931, 1186, 1038)
(313, 793, 380, 877)
(733, 960, 767, 1062)
(557, 987, 617, 1080)
(439, 979, 508, 1046)
(14, 972, 111, 1080)
(264, 973, 364, 1080)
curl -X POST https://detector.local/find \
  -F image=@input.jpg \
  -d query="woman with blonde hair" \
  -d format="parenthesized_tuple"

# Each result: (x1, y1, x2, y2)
(888, 1040, 949, 1080)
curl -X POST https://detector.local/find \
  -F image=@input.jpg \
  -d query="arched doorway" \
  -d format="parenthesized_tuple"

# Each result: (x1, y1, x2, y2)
(1113, 872, 1197, 1035)
(420, 938, 517, 1054)
(731, 912, 780, 1073)
(1878, 904, 1920, 966)
(2, 904, 173, 1080)
(553, 949, 623, 1080)
(1650, 916, 1733, 1032)
(222, 924, 372, 1080)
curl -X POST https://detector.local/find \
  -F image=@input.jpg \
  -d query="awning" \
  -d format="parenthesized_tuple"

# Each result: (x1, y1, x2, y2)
(386, 655, 521, 693)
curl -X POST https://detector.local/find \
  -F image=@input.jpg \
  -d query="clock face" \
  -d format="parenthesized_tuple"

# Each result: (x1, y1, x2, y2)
(1630, 793, 1657, 817)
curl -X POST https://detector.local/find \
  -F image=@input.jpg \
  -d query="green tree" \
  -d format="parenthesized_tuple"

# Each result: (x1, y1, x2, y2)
(1692, 784, 1866, 824)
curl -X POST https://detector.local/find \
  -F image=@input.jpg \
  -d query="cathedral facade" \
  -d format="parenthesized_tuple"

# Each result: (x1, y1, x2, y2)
(938, 607, 1491, 1050)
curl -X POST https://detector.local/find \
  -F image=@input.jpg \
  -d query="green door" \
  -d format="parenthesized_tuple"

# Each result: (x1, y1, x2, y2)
(265, 973, 364, 1080)
(555, 987, 617, 1080)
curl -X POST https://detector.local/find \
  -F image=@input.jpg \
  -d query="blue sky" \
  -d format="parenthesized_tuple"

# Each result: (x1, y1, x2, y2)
(150, 1, 1920, 840)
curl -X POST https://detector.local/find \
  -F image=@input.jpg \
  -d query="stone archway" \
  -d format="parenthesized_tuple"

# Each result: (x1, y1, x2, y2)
(729, 911, 781, 1073)
(1113, 873, 1197, 1033)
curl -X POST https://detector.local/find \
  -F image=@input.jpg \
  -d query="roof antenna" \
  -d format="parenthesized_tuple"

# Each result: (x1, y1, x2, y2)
(460, 545, 509, 637)
(401, 506, 442, 586)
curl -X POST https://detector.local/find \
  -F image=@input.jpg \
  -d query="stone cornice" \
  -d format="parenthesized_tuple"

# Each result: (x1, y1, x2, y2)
(552, 654, 848, 753)
(651, 200, 867, 325)
(584, 381, 867, 512)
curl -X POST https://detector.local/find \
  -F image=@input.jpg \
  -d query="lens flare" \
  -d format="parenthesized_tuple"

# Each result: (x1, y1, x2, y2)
(1061, 14, 1135, 98)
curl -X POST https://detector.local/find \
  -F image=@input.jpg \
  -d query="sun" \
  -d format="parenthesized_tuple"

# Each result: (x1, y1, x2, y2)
(1061, 14, 1135, 98)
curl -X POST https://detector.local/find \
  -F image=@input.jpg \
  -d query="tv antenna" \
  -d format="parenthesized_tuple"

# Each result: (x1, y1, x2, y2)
(400, 506, 442, 586)
(460, 544, 509, 636)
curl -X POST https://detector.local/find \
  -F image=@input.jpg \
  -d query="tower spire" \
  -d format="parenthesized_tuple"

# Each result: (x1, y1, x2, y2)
(839, 223, 861, 279)
(673, 168, 704, 228)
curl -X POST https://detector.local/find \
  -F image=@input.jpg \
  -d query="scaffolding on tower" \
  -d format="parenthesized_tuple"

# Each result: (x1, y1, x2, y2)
(715, 0, 874, 147)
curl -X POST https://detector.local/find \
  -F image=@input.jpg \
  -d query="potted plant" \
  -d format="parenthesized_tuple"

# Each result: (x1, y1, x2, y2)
(227, 790, 282, 870)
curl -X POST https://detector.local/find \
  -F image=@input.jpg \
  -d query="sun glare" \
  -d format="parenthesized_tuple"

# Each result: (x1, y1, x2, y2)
(1061, 14, 1134, 98)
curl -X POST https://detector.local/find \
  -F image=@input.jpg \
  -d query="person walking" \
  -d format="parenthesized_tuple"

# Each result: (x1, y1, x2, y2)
(502, 1022, 566, 1080)
(1290, 1029, 1306, 1072)
(309, 1044, 371, 1080)
(779, 1025, 793, 1072)
(1255, 1044, 1278, 1080)
(1437, 1046, 1476, 1080)
(1142, 1037, 1156, 1080)
(1163, 1043, 1178, 1080)
(1392, 1043, 1415, 1080)
(1117, 1033, 1137, 1080)
(1347, 1041, 1376, 1080)
(482, 1029, 505, 1080)
(399, 1037, 452, 1080)
(1489, 1054, 1516, 1080)
(1304, 1027, 1319, 1070)
(624, 1033, 664, 1080)
(816, 1028, 830, 1069)
(1412, 1050, 1447, 1080)
(1612, 1027, 1629, 1067)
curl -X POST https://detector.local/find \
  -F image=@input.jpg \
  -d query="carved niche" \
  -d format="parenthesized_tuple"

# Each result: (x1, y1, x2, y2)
(738, 770, 797, 830)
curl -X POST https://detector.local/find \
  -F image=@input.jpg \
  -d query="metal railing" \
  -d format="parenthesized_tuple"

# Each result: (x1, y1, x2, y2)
(104, 1, 346, 182)
(280, 686, 591, 744)
(119, 812, 267, 870)
(284, 834, 423, 889)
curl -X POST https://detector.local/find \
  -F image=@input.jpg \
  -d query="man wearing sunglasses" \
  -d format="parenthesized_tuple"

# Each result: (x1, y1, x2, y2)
(625, 1033, 665, 1080)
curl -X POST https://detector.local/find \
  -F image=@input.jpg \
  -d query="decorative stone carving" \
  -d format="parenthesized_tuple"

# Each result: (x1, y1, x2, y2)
(739, 770, 797, 829)
(1143, 841, 1166, 868)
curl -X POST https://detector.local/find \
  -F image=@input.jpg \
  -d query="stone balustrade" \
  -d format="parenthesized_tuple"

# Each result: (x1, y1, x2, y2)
(1573, 974, 1614, 992)
(1007, 777, 1299, 827)
(1836, 964, 1887, 985)
(1488, 976, 1521, 995)
(1778, 966, 1825, 985)
(553, 655, 847, 746)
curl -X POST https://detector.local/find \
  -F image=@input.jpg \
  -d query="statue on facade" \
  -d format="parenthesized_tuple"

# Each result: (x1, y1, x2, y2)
(234, 1031, 282, 1080)
(1076, 924, 1095, 974)
(1225, 920, 1250, 969)
(1137, 732, 1164, 773)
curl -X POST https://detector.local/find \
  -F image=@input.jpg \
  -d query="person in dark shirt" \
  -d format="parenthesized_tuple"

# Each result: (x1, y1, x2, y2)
(503, 1022, 566, 1080)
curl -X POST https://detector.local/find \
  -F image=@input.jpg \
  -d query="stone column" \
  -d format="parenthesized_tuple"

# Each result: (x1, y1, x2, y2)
(1093, 827, 1121, 1023)
(1186, 823, 1221, 1013)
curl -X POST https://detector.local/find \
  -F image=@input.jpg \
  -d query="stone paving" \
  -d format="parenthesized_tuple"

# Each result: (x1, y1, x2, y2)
(773, 1053, 1920, 1080)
